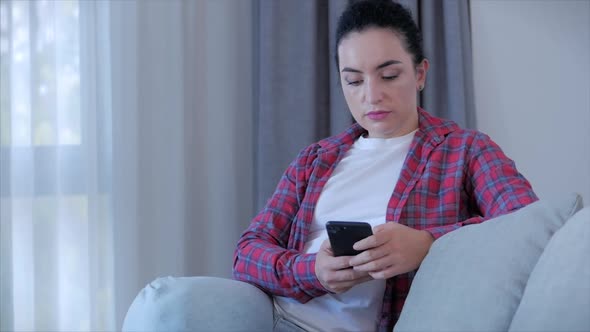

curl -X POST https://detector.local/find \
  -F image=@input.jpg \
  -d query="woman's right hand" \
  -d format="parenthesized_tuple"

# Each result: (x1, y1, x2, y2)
(315, 239, 373, 293)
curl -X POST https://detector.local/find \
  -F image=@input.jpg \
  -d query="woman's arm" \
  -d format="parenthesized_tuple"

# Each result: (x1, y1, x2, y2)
(232, 147, 328, 303)
(351, 131, 538, 278)
(424, 132, 538, 239)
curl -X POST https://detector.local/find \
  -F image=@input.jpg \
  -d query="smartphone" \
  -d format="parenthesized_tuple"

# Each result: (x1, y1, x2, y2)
(325, 221, 373, 257)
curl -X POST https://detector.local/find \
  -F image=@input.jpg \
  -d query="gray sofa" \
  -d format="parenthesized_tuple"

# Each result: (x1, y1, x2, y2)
(122, 194, 590, 331)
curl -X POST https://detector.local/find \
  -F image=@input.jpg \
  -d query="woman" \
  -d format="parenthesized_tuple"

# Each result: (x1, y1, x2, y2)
(233, 1, 537, 331)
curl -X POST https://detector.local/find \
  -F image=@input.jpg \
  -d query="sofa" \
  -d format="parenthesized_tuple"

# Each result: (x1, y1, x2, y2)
(122, 193, 590, 331)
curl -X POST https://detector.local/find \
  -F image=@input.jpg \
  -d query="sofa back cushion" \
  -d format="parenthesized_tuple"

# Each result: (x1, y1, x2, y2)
(508, 206, 590, 332)
(394, 194, 583, 332)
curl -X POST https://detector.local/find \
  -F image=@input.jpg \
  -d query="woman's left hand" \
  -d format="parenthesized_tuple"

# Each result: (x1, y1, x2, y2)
(348, 222, 434, 279)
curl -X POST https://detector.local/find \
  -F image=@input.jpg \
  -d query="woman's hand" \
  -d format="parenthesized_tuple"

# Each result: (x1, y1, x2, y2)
(349, 223, 434, 279)
(315, 239, 373, 293)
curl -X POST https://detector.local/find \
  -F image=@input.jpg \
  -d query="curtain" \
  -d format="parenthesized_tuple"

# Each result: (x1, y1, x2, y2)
(0, 0, 254, 330)
(0, 1, 114, 330)
(109, 0, 254, 326)
(254, 0, 476, 209)
(400, 0, 477, 129)
(254, 0, 351, 209)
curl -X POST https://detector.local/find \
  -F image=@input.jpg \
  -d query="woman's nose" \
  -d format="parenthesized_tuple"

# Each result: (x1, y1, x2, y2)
(365, 80, 383, 105)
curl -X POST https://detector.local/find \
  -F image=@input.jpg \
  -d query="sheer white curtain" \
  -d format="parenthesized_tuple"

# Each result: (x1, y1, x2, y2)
(1, 0, 114, 330)
(0, 0, 254, 330)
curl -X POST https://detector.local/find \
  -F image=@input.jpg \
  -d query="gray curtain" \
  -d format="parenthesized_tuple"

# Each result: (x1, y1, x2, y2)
(254, 0, 475, 210)
(407, 0, 476, 129)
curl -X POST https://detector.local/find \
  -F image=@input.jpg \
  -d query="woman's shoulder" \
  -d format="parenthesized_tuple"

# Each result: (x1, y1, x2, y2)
(418, 109, 493, 146)
(292, 123, 365, 167)
(435, 126, 498, 155)
(445, 127, 488, 141)
(317, 122, 366, 151)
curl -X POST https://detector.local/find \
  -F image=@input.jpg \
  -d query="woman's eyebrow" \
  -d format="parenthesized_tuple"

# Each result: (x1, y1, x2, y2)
(341, 60, 402, 73)
(376, 60, 402, 69)
(341, 67, 362, 73)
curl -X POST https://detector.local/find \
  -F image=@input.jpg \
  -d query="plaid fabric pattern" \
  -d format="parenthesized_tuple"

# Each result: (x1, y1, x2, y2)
(233, 108, 538, 331)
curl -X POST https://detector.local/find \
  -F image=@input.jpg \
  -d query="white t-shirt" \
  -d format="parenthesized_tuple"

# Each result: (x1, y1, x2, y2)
(274, 130, 416, 332)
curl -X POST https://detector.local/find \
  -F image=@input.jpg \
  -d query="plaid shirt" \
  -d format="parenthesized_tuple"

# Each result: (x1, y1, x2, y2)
(233, 108, 538, 331)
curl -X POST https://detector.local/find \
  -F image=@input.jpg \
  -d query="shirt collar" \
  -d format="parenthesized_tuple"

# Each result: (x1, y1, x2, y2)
(317, 108, 459, 152)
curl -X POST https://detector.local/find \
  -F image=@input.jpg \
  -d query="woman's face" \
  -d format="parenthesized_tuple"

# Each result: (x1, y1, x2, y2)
(338, 27, 428, 138)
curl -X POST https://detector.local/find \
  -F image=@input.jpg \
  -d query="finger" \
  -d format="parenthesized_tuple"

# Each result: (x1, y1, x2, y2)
(353, 233, 385, 251)
(349, 247, 388, 266)
(352, 255, 395, 273)
(373, 222, 402, 233)
(318, 239, 338, 258)
(327, 266, 370, 282)
(323, 256, 352, 270)
(355, 275, 374, 284)
(368, 264, 402, 279)
(349, 274, 373, 283)
(328, 269, 372, 286)
(327, 274, 369, 290)
(373, 223, 389, 233)
(329, 274, 374, 293)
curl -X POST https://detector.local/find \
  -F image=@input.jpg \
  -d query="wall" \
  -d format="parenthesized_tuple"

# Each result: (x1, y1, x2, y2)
(471, 0, 590, 204)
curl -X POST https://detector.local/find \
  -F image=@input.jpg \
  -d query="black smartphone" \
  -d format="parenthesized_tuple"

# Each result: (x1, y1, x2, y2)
(325, 221, 373, 257)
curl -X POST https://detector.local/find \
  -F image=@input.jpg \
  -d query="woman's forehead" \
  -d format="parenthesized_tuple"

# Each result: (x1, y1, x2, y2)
(338, 28, 412, 70)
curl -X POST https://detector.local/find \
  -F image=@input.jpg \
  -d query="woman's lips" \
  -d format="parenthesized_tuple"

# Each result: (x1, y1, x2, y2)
(366, 111, 390, 120)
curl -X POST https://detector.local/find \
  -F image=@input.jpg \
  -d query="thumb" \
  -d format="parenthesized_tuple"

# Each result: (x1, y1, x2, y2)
(320, 239, 332, 250)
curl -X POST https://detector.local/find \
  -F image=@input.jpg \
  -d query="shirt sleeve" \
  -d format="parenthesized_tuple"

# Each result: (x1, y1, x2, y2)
(232, 147, 328, 303)
(425, 132, 538, 239)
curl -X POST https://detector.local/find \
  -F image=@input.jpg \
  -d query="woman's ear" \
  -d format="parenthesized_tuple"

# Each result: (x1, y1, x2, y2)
(415, 59, 430, 88)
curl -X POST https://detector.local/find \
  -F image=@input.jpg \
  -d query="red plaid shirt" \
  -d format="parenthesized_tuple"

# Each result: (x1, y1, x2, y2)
(233, 108, 537, 331)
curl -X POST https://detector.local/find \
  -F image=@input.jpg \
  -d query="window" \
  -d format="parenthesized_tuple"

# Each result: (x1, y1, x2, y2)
(1, 1, 114, 330)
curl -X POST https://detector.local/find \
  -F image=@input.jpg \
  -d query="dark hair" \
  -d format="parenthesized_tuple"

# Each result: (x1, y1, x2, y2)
(335, 0, 424, 69)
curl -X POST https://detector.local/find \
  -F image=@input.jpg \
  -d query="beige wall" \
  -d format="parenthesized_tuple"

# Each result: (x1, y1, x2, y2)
(471, 0, 590, 204)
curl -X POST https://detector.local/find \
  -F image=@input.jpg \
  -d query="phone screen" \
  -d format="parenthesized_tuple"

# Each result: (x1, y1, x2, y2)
(326, 221, 373, 257)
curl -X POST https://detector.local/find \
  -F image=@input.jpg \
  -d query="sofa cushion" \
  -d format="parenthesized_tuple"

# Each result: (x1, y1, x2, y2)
(394, 194, 583, 332)
(508, 206, 590, 332)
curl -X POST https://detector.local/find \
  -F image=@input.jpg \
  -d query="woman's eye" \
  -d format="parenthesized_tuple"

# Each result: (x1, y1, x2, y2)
(346, 80, 362, 86)
(383, 75, 398, 81)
